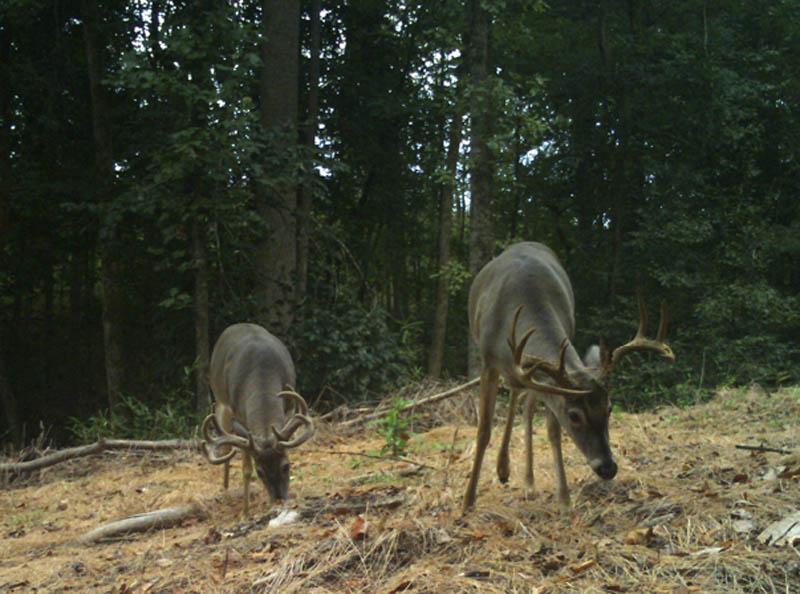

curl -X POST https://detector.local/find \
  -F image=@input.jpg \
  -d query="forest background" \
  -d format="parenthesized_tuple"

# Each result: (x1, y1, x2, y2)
(1, 0, 798, 447)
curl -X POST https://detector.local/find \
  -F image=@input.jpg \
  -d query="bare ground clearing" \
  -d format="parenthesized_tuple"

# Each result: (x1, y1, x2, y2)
(2, 384, 799, 593)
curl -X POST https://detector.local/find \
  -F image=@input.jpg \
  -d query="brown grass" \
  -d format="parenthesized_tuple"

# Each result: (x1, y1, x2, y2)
(2, 383, 799, 593)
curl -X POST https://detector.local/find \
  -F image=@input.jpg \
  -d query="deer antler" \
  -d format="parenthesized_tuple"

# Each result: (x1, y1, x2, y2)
(272, 389, 315, 449)
(507, 306, 593, 398)
(607, 293, 675, 373)
(201, 413, 254, 464)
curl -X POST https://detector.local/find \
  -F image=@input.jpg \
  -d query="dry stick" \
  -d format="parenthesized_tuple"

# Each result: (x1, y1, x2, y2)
(0, 438, 202, 476)
(338, 377, 480, 428)
(79, 502, 205, 543)
(735, 444, 793, 455)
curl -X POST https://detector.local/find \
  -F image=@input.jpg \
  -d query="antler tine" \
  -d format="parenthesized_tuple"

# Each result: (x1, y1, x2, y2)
(656, 299, 669, 342)
(635, 290, 647, 339)
(609, 294, 675, 370)
(508, 306, 592, 398)
(278, 388, 309, 417)
(507, 306, 537, 364)
(557, 338, 569, 377)
(201, 413, 249, 464)
(273, 389, 315, 450)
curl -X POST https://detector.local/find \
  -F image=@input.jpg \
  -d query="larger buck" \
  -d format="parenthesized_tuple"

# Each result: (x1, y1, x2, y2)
(201, 323, 314, 516)
(463, 242, 674, 513)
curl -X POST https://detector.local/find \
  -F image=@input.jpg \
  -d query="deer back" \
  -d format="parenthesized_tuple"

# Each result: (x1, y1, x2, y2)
(209, 323, 296, 439)
(469, 242, 595, 388)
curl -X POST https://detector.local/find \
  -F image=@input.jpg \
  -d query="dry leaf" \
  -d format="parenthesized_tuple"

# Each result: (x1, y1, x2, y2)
(757, 511, 800, 547)
(348, 514, 367, 541)
(624, 526, 654, 545)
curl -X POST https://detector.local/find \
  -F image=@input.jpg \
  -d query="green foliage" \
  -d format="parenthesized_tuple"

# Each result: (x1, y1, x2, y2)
(68, 393, 200, 443)
(68, 365, 200, 443)
(369, 397, 419, 457)
(290, 299, 421, 406)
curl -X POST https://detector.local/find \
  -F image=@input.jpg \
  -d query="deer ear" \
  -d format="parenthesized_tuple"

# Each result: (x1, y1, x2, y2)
(583, 344, 602, 368)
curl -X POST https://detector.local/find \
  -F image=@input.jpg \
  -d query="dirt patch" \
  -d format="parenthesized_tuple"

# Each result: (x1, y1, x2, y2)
(2, 384, 799, 593)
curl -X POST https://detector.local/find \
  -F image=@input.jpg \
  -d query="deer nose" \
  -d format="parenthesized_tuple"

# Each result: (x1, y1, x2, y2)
(595, 461, 617, 480)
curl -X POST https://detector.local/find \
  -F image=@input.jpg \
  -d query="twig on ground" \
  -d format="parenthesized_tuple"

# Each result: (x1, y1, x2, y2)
(735, 444, 793, 455)
(303, 448, 438, 471)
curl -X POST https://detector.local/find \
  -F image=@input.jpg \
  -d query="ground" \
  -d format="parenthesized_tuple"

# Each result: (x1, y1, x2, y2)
(2, 384, 799, 593)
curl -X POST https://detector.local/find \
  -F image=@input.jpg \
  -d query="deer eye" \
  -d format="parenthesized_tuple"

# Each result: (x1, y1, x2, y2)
(567, 410, 584, 425)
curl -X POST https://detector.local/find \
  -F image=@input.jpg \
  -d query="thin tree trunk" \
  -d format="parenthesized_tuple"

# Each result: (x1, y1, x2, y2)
(296, 0, 321, 306)
(0, 21, 20, 444)
(193, 216, 210, 415)
(467, 0, 495, 378)
(82, 0, 125, 410)
(427, 112, 463, 379)
(258, 0, 300, 335)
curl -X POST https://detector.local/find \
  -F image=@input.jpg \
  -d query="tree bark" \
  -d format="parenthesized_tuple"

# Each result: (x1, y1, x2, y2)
(427, 112, 463, 378)
(258, 0, 300, 335)
(82, 0, 125, 410)
(296, 0, 321, 306)
(467, 0, 495, 378)
(193, 216, 210, 415)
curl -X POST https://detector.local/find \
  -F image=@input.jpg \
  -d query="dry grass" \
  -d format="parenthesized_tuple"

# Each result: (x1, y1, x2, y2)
(2, 383, 799, 593)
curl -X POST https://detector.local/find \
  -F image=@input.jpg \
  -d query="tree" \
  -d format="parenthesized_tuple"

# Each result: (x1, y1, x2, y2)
(466, 0, 495, 378)
(81, 0, 126, 410)
(258, 0, 301, 335)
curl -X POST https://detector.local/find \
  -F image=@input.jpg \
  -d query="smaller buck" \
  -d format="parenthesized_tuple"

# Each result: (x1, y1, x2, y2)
(201, 323, 314, 516)
(463, 242, 674, 513)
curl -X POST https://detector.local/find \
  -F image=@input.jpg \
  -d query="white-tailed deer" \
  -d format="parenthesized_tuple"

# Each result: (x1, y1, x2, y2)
(463, 242, 674, 513)
(201, 323, 314, 516)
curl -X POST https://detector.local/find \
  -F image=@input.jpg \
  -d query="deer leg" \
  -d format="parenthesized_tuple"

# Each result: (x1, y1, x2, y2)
(462, 367, 499, 514)
(546, 409, 570, 512)
(496, 387, 522, 484)
(241, 449, 253, 517)
(523, 391, 536, 500)
(215, 404, 234, 490)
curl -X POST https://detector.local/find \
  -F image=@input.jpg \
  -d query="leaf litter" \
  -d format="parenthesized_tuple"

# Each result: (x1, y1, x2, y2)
(1, 383, 799, 592)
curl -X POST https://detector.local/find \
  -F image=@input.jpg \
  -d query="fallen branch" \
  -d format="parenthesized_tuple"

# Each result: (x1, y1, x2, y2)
(1, 438, 202, 477)
(735, 444, 793, 455)
(304, 448, 438, 471)
(338, 377, 480, 428)
(79, 502, 205, 543)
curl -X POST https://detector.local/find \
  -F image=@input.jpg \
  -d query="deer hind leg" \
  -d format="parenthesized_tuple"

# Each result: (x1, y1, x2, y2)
(523, 391, 536, 500)
(462, 367, 499, 514)
(546, 409, 570, 512)
(496, 387, 522, 484)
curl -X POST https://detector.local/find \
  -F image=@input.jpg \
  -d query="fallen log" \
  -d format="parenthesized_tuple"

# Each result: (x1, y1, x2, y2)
(1, 438, 202, 477)
(338, 377, 480, 428)
(79, 502, 206, 543)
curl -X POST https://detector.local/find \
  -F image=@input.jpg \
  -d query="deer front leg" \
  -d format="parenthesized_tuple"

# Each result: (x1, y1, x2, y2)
(215, 403, 234, 490)
(523, 391, 536, 500)
(242, 450, 254, 517)
(545, 410, 570, 512)
(462, 367, 499, 514)
(496, 387, 522, 484)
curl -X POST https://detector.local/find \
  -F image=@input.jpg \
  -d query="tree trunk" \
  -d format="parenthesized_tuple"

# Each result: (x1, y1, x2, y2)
(82, 0, 125, 410)
(258, 0, 300, 336)
(296, 0, 321, 306)
(427, 112, 463, 379)
(0, 21, 20, 444)
(467, 0, 495, 378)
(192, 216, 210, 416)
